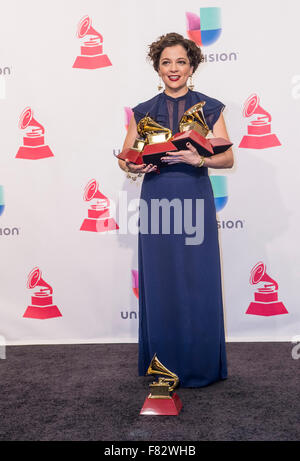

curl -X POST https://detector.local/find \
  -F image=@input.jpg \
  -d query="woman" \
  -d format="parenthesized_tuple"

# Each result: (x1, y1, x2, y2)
(118, 33, 233, 387)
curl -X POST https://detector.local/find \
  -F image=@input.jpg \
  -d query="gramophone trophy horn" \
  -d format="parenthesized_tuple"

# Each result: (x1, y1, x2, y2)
(172, 101, 233, 156)
(246, 261, 288, 316)
(179, 101, 210, 137)
(239, 94, 281, 149)
(140, 354, 182, 415)
(137, 116, 172, 144)
(242, 94, 271, 122)
(117, 114, 175, 166)
(83, 179, 109, 204)
(136, 116, 177, 167)
(27, 267, 53, 294)
(249, 261, 278, 290)
(146, 353, 179, 395)
(76, 15, 103, 40)
(18, 107, 44, 133)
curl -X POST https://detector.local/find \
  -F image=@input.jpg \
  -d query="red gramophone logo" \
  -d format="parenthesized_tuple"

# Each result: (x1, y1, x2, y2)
(23, 267, 62, 319)
(80, 179, 119, 232)
(131, 270, 139, 298)
(239, 94, 281, 149)
(73, 15, 112, 69)
(16, 107, 54, 159)
(246, 262, 288, 316)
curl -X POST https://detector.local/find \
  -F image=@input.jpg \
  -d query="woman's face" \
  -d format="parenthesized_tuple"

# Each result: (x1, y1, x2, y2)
(158, 44, 193, 95)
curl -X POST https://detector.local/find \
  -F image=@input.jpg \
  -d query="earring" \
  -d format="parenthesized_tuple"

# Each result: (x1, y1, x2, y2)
(188, 75, 194, 90)
(157, 76, 163, 91)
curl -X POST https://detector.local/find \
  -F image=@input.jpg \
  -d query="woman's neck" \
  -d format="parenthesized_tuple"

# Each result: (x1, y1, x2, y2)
(164, 86, 189, 98)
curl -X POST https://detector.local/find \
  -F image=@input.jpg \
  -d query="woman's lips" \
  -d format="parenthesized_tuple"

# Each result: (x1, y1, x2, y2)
(168, 75, 180, 81)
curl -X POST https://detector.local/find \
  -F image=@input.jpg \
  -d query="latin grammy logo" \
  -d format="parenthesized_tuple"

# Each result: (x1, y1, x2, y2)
(132, 270, 139, 298)
(239, 94, 281, 149)
(73, 15, 112, 69)
(16, 108, 54, 160)
(246, 262, 288, 316)
(80, 179, 119, 232)
(23, 267, 62, 319)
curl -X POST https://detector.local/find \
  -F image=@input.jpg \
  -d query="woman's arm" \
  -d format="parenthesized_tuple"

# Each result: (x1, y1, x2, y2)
(203, 113, 234, 169)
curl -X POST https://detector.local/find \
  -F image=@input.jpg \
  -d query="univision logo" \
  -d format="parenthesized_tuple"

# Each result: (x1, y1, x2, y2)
(210, 176, 244, 230)
(0, 186, 4, 216)
(186, 8, 221, 46)
(210, 175, 228, 212)
(0, 186, 21, 236)
(186, 8, 238, 63)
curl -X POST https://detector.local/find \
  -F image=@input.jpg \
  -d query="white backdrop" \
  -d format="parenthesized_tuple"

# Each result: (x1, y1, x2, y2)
(0, 0, 299, 344)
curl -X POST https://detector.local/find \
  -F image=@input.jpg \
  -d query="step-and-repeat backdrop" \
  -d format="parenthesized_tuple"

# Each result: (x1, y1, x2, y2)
(0, 0, 299, 344)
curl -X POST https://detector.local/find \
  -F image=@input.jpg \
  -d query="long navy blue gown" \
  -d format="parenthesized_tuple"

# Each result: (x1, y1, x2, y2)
(133, 89, 227, 388)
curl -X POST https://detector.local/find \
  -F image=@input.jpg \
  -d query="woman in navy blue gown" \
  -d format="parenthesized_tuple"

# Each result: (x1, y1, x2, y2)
(118, 33, 233, 387)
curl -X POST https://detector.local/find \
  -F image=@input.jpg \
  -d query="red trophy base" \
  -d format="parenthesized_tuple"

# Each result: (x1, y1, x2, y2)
(209, 137, 233, 154)
(16, 145, 54, 159)
(142, 141, 177, 166)
(246, 301, 288, 316)
(23, 305, 62, 319)
(73, 54, 112, 69)
(117, 148, 143, 165)
(171, 130, 213, 156)
(140, 393, 182, 415)
(239, 134, 281, 149)
(80, 217, 119, 232)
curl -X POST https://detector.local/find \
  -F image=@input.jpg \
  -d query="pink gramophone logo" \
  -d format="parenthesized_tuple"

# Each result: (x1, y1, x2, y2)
(132, 270, 139, 298)
(73, 15, 112, 69)
(239, 94, 281, 149)
(246, 262, 288, 316)
(16, 107, 54, 159)
(23, 267, 62, 319)
(80, 179, 119, 232)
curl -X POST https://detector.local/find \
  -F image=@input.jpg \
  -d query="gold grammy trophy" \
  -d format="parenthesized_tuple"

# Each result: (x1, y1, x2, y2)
(117, 115, 177, 166)
(171, 102, 233, 156)
(140, 354, 182, 415)
(138, 116, 177, 166)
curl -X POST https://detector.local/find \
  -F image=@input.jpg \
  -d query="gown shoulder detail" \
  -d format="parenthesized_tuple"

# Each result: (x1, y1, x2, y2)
(132, 90, 225, 130)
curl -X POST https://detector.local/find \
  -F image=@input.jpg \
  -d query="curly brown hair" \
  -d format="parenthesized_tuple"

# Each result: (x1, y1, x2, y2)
(148, 32, 204, 73)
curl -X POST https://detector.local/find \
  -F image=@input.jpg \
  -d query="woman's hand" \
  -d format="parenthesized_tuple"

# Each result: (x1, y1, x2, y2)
(125, 159, 158, 174)
(161, 142, 202, 166)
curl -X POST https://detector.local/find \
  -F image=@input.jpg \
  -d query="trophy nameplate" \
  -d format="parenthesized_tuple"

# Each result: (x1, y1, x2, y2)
(140, 354, 182, 416)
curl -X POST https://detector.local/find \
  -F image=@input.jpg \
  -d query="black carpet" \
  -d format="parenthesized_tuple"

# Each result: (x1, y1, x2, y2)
(0, 342, 299, 441)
